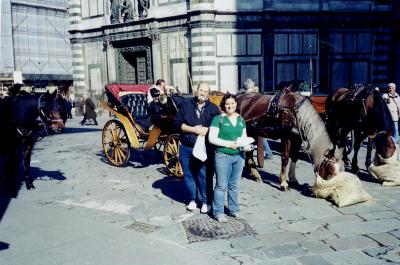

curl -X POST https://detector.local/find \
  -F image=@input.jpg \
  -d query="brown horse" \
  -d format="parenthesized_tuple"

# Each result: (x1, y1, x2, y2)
(325, 85, 393, 173)
(237, 90, 343, 191)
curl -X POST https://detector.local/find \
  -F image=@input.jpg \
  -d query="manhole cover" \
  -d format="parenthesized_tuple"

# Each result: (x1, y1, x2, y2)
(182, 217, 256, 243)
(125, 222, 160, 234)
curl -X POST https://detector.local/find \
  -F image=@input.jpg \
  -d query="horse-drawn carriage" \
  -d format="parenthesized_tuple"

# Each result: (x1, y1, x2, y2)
(100, 84, 184, 177)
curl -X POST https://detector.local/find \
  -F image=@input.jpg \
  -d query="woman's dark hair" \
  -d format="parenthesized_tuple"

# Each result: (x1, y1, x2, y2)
(220, 93, 237, 112)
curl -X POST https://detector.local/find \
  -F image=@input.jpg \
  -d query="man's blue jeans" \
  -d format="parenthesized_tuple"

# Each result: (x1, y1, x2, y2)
(180, 144, 207, 204)
(212, 152, 245, 217)
(393, 121, 399, 142)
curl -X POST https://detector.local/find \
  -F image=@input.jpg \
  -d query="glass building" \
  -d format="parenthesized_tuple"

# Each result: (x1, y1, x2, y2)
(0, 0, 72, 90)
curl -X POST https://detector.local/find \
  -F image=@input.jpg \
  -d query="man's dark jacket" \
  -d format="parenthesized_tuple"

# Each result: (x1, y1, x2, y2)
(173, 97, 220, 147)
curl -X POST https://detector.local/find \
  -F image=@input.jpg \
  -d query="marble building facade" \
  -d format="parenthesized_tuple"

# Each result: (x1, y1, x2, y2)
(69, 0, 399, 98)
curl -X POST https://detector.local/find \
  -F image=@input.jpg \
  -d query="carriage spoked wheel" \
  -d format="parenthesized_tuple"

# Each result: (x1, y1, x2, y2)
(163, 134, 183, 178)
(102, 119, 131, 167)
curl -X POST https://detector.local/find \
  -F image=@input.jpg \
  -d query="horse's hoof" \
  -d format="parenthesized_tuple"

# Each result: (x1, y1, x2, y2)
(351, 167, 360, 174)
(280, 186, 290, 192)
(26, 182, 35, 190)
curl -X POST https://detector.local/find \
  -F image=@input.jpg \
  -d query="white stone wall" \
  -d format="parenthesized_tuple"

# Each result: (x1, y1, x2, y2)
(161, 31, 191, 93)
(83, 41, 105, 97)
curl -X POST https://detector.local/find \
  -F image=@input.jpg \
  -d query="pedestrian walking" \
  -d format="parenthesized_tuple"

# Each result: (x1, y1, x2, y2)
(382, 83, 400, 142)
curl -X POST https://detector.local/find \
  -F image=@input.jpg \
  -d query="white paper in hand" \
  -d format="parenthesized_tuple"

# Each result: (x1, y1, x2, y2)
(236, 136, 255, 147)
(192, 135, 207, 162)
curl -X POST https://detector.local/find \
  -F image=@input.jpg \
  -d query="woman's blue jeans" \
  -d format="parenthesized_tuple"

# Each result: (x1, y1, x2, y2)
(180, 144, 207, 204)
(212, 152, 245, 217)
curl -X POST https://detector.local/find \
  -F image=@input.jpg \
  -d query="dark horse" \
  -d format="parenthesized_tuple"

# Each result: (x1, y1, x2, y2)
(325, 84, 393, 173)
(0, 91, 65, 195)
(237, 90, 343, 191)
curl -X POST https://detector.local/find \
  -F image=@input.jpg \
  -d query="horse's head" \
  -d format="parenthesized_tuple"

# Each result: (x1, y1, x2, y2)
(318, 148, 343, 180)
(364, 88, 394, 136)
(375, 131, 396, 159)
(40, 91, 65, 133)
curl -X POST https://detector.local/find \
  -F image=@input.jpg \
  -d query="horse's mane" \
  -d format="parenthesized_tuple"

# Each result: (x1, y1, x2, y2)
(296, 98, 335, 170)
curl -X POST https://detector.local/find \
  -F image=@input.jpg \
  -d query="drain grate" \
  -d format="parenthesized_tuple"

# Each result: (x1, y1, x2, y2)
(182, 217, 256, 243)
(125, 222, 160, 234)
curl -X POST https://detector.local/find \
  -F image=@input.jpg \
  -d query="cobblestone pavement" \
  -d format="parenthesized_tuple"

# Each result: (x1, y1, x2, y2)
(1, 115, 400, 265)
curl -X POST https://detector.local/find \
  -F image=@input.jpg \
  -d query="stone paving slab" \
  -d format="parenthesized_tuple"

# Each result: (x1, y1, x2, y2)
(257, 231, 306, 247)
(367, 232, 400, 247)
(297, 255, 334, 265)
(326, 235, 379, 251)
(300, 240, 335, 254)
(327, 218, 400, 237)
(260, 243, 308, 259)
(322, 249, 394, 265)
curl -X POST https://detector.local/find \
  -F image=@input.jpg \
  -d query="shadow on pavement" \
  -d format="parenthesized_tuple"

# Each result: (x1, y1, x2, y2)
(357, 169, 381, 184)
(0, 241, 9, 251)
(30, 166, 66, 182)
(60, 127, 102, 134)
(0, 165, 66, 222)
(152, 176, 186, 204)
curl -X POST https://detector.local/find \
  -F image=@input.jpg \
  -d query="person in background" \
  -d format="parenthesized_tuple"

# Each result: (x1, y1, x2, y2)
(382, 83, 400, 142)
(80, 95, 98, 125)
(237, 78, 258, 95)
(209, 93, 252, 223)
(237, 79, 272, 159)
(147, 79, 169, 103)
(173, 82, 220, 213)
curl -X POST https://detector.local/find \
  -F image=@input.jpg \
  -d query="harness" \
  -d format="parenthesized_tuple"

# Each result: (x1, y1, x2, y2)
(346, 84, 374, 120)
(267, 89, 287, 118)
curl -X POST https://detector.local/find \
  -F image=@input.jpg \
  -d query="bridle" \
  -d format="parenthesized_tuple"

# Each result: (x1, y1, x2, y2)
(319, 156, 337, 180)
(37, 94, 64, 135)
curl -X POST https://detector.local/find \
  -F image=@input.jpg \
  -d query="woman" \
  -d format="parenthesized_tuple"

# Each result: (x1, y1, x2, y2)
(208, 93, 252, 223)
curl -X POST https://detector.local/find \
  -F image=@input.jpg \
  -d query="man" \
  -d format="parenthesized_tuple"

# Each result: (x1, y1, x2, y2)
(147, 79, 169, 103)
(80, 95, 98, 125)
(173, 82, 220, 213)
(382, 83, 400, 142)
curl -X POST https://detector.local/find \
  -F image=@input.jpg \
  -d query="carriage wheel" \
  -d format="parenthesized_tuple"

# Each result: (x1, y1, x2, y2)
(345, 130, 354, 155)
(163, 134, 183, 178)
(102, 119, 131, 167)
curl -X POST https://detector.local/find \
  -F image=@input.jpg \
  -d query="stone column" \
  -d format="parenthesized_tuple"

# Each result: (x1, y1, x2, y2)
(188, 0, 217, 91)
(69, 0, 87, 98)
